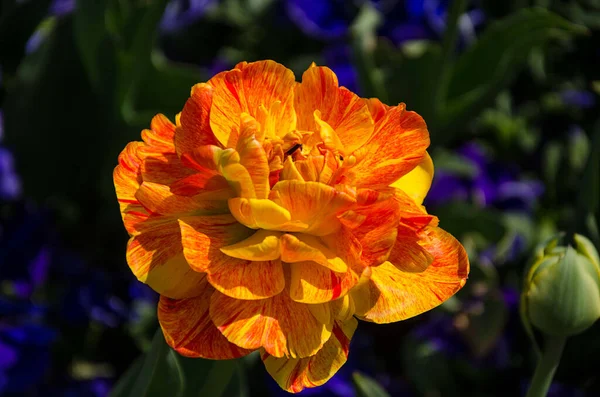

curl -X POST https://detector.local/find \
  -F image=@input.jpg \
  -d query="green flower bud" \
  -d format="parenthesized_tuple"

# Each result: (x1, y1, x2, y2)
(521, 234, 600, 339)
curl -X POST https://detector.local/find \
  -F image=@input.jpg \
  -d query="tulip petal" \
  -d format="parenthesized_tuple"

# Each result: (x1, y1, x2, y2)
(228, 197, 298, 230)
(209, 60, 296, 147)
(126, 216, 204, 299)
(350, 191, 401, 267)
(390, 151, 434, 205)
(141, 114, 177, 150)
(347, 104, 430, 189)
(295, 65, 373, 155)
(136, 181, 229, 216)
(236, 113, 271, 199)
(262, 318, 357, 393)
(351, 226, 469, 323)
(288, 261, 358, 303)
(210, 291, 332, 358)
(177, 83, 220, 156)
(178, 215, 254, 273)
(158, 278, 253, 359)
(280, 233, 347, 272)
(387, 226, 434, 273)
(220, 229, 282, 261)
(270, 180, 356, 236)
(114, 142, 147, 233)
(180, 216, 283, 299)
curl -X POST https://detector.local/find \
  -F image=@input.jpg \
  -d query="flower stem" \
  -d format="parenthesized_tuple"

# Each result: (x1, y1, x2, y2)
(525, 335, 567, 397)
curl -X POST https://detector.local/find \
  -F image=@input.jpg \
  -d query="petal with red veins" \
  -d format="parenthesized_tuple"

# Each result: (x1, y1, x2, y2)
(295, 65, 373, 155)
(262, 318, 357, 393)
(126, 216, 204, 299)
(209, 60, 296, 147)
(351, 226, 469, 323)
(177, 83, 220, 156)
(158, 280, 252, 359)
(210, 291, 332, 358)
(348, 104, 430, 189)
(288, 261, 358, 303)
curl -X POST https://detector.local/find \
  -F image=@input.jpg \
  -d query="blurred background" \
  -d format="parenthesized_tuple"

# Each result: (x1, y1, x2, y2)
(0, 0, 599, 396)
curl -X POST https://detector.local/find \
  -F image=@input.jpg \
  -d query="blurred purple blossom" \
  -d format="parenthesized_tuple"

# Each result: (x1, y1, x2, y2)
(426, 142, 544, 212)
(160, 0, 219, 33)
(560, 89, 596, 109)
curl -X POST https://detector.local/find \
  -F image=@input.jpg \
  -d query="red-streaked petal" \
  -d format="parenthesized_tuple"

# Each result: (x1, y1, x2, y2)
(114, 142, 147, 233)
(135, 181, 229, 216)
(228, 197, 297, 230)
(177, 83, 220, 156)
(350, 191, 401, 267)
(262, 318, 357, 393)
(141, 114, 176, 151)
(347, 104, 430, 189)
(270, 180, 356, 236)
(295, 65, 373, 155)
(207, 258, 285, 300)
(351, 226, 469, 323)
(236, 113, 271, 199)
(288, 261, 358, 303)
(209, 60, 296, 146)
(126, 216, 204, 299)
(210, 291, 332, 358)
(178, 215, 253, 273)
(158, 280, 253, 359)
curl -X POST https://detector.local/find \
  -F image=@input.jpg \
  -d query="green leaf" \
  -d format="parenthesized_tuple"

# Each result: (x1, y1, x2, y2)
(437, 8, 586, 142)
(111, 329, 247, 397)
(352, 372, 391, 397)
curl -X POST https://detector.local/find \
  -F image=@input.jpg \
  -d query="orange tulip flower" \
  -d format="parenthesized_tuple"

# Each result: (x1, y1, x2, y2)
(114, 60, 469, 393)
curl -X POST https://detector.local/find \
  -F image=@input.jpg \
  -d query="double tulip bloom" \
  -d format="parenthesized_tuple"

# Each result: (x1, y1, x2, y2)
(114, 60, 469, 392)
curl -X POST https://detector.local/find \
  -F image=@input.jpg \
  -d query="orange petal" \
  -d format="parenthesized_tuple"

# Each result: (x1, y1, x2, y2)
(126, 216, 204, 299)
(179, 216, 283, 299)
(351, 226, 469, 323)
(135, 181, 229, 216)
(350, 191, 401, 267)
(262, 318, 357, 393)
(295, 66, 373, 155)
(236, 113, 271, 199)
(114, 142, 147, 233)
(158, 280, 252, 359)
(270, 180, 356, 236)
(178, 215, 253, 273)
(141, 114, 177, 151)
(207, 258, 285, 300)
(209, 60, 296, 147)
(364, 98, 390, 123)
(347, 104, 430, 189)
(210, 291, 332, 358)
(288, 261, 358, 303)
(387, 225, 434, 273)
(177, 83, 220, 156)
(390, 151, 434, 205)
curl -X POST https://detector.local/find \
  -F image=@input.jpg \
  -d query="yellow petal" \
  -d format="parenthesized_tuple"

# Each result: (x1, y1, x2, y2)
(220, 229, 282, 261)
(280, 233, 348, 272)
(390, 151, 434, 205)
(228, 197, 294, 230)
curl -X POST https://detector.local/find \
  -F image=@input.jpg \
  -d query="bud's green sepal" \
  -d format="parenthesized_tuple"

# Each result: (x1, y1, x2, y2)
(521, 234, 600, 345)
